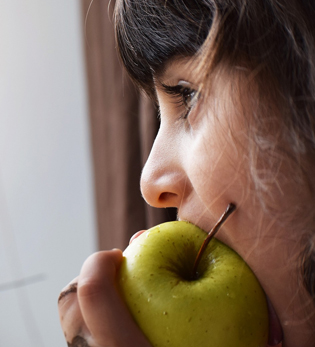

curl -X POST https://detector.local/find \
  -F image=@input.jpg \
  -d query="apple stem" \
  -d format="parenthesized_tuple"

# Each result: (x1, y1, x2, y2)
(191, 203, 236, 280)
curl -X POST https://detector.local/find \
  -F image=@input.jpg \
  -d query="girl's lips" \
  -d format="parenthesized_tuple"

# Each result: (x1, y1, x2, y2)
(267, 297, 283, 346)
(129, 230, 146, 244)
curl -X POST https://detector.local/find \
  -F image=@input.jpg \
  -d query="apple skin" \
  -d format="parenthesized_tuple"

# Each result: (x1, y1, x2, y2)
(119, 221, 269, 347)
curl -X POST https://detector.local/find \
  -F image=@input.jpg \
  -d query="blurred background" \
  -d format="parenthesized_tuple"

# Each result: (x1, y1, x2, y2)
(0, 1, 96, 346)
(0, 1, 175, 346)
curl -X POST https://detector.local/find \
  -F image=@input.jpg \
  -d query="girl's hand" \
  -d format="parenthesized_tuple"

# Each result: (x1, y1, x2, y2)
(58, 249, 152, 347)
(58, 248, 281, 347)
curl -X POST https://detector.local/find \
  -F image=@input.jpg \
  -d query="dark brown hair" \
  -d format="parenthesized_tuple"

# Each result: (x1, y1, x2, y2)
(115, 0, 315, 303)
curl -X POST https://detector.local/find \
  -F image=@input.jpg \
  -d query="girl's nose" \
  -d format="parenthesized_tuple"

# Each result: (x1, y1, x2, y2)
(140, 131, 188, 209)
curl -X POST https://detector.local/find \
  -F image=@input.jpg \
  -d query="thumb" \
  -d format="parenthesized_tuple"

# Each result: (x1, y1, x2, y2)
(77, 249, 151, 347)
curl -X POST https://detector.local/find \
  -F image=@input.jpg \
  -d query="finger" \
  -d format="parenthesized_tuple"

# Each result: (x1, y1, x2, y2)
(77, 249, 151, 347)
(58, 277, 90, 344)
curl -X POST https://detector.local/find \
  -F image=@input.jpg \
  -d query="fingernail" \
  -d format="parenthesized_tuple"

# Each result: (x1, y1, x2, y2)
(129, 230, 146, 244)
(58, 283, 78, 303)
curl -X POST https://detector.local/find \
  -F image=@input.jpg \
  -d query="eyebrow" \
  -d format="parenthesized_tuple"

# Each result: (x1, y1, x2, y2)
(153, 55, 193, 85)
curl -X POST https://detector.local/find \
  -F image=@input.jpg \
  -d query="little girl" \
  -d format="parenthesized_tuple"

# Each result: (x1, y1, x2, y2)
(58, 1, 315, 346)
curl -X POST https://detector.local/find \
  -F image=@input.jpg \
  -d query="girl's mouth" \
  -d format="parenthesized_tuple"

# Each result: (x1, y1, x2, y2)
(267, 296, 283, 346)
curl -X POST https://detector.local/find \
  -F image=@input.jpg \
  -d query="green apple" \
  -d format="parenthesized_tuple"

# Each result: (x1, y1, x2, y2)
(119, 221, 269, 347)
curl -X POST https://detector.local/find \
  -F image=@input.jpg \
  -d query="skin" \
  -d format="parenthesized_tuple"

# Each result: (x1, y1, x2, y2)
(58, 58, 315, 347)
(58, 250, 152, 347)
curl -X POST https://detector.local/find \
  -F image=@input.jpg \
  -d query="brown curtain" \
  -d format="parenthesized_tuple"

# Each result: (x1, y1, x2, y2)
(81, 0, 176, 250)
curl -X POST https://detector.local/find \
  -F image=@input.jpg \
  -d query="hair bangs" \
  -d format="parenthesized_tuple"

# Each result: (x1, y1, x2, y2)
(115, 0, 213, 96)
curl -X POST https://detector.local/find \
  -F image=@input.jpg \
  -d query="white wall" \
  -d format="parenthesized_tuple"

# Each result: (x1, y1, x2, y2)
(0, 1, 97, 346)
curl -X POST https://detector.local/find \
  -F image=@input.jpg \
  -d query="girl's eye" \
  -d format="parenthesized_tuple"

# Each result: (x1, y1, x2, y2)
(181, 87, 197, 110)
(161, 82, 199, 119)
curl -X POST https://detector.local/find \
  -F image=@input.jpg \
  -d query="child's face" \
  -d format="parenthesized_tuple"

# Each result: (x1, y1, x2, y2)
(140, 58, 314, 346)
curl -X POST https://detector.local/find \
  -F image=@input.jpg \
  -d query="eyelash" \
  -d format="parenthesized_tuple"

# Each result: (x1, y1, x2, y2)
(161, 83, 198, 120)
